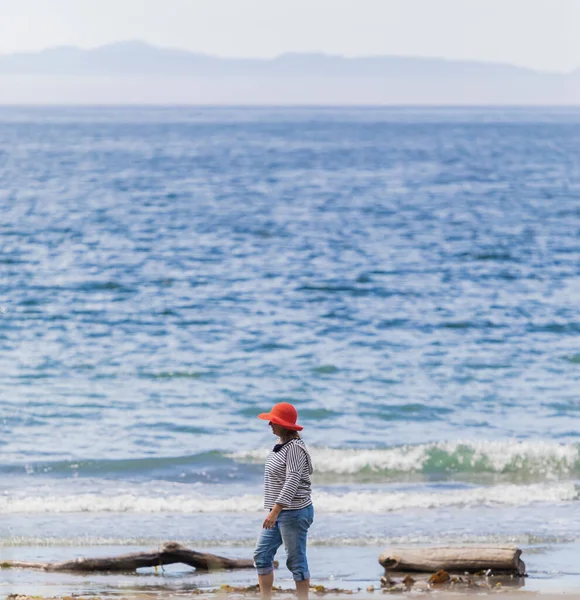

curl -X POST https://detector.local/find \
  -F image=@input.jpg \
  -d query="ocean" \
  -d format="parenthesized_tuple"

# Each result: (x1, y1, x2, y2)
(1, 106, 580, 598)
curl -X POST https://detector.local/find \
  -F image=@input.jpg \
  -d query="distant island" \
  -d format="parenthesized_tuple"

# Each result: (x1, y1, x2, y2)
(0, 40, 578, 105)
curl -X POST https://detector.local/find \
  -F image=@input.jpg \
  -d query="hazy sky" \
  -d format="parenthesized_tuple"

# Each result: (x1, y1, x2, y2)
(1, 0, 579, 72)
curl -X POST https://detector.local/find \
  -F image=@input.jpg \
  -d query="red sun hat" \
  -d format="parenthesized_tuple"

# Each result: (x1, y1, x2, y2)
(258, 402, 303, 431)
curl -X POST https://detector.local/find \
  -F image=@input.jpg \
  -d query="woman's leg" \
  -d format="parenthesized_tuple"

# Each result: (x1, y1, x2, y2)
(278, 505, 314, 600)
(254, 523, 283, 600)
(295, 579, 311, 600)
(258, 571, 275, 600)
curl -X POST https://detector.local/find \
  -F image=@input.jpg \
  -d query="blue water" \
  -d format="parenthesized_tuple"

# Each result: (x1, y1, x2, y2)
(1, 106, 580, 597)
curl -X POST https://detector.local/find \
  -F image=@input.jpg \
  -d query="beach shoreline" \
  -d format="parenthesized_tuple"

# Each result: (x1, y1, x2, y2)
(2, 541, 580, 600)
(4, 589, 579, 600)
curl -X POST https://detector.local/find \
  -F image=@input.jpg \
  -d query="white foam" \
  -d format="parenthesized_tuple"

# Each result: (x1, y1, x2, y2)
(315, 482, 578, 512)
(0, 493, 263, 514)
(231, 440, 580, 476)
(0, 532, 571, 548)
(0, 482, 576, 514)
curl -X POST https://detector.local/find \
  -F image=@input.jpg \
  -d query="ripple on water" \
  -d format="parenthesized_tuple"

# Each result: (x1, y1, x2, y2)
(2, 106, 580, 459)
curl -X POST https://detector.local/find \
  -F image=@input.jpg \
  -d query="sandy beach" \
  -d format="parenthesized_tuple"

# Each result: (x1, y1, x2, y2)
(3, 541, 580, 599)
(5, 583, 577, 600)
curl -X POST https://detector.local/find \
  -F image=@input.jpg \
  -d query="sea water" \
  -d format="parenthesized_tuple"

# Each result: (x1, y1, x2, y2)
(1, 106, 580, 597)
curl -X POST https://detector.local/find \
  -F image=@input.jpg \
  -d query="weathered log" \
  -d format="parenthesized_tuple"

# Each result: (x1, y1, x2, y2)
(379, 546, 526, 576)
(1, 542, 255, 573)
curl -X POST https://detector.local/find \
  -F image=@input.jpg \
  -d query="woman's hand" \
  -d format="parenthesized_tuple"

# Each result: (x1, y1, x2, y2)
(263, 504, 283, 529)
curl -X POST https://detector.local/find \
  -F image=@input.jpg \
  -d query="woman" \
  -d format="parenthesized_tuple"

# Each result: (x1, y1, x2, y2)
(254, 402, 314, 600)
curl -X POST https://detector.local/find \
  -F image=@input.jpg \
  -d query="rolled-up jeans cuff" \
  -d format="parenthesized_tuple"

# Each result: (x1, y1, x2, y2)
(293, 571, 310, 581)
(256, 564, 275, 576)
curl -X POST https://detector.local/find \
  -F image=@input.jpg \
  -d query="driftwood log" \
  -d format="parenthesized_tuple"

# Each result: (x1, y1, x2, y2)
(379, 546, 526, 576)
(0, 542, 255, 573)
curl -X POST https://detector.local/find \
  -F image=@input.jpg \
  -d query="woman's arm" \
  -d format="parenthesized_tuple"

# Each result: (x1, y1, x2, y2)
(262, 503, 284, 529)
(275, 444, 308, 507)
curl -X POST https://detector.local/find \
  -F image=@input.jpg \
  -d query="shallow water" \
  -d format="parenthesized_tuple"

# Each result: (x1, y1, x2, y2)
(1, 106, 580, 597)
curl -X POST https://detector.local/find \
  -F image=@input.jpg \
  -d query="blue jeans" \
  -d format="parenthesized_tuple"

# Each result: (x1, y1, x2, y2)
(254, 504, 314, 581)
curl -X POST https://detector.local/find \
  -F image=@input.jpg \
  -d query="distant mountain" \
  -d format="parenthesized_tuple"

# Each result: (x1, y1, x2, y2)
(0, 40, 550, 78)
(0, 41, 578, 105)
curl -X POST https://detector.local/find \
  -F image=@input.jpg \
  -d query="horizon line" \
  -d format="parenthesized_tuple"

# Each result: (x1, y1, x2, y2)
(1, 103, 580, 109)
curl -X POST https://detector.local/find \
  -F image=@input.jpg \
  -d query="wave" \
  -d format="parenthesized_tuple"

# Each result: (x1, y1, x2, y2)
(231, 440, 580, 478)
(1, 482, 576, 514)
(10, 440, 580, 484)
(6, 451, 251, 481)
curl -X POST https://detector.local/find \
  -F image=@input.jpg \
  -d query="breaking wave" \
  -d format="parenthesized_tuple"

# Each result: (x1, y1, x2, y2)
(231, 440, 580, 479)
(0, 482, 576, 514)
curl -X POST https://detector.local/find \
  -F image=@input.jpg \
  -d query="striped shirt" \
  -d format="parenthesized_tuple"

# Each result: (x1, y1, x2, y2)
(263, 438, 313, 511)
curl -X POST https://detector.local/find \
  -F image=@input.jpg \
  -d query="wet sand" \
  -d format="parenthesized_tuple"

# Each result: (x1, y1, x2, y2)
(3, 542, 580, 599)
(2, 592, 574, 600)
